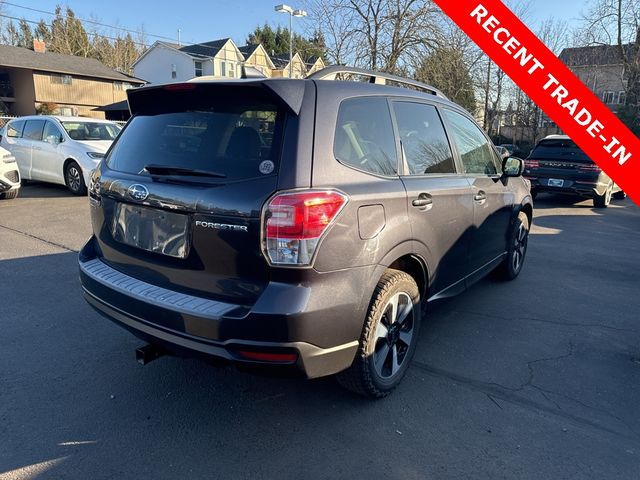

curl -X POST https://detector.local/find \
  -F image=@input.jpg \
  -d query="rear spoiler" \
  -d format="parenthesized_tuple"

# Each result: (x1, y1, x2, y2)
(126, 79, 308, 116)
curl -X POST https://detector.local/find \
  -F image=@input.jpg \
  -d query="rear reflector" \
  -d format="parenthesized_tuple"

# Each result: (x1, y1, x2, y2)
(262, 190, 348, 266)
(237, 350, 298, 363)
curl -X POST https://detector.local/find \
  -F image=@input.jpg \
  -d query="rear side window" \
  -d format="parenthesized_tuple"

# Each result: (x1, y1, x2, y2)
(443, 110, 498, 175)
(107, 104, 283, 181)
(23, 120, 46, 141)
(393, 102, 455, 175)
(530, 139, 591, 162)
(7, 120, 25, 138)
(334, 97, 397, 176)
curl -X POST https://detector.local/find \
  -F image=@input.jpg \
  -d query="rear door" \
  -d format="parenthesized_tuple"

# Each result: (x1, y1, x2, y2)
(392, 100, 474, 298)
(441, 109, 513, 276)
(93, 82, 300, 305)
(35, 120, 66, 183)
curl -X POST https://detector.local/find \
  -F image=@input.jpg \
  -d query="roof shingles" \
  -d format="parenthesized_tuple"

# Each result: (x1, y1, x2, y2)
(0, 44, 143, 83)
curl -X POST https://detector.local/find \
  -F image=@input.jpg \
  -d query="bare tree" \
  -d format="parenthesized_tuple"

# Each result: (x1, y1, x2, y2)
(307, 0, 441, 73)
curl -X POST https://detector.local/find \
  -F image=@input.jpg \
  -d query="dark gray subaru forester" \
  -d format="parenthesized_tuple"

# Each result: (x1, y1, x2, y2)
(79, 66, 533, 397)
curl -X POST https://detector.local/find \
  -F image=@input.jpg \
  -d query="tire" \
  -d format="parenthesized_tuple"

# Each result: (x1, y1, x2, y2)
(495, 211, 530, 281)
(0, 188, 19, 200)
(593, 183, 612, 208)
(613, 190, 626, 200)
(64, 161, 86, 195)
(336, 269, 421, 398)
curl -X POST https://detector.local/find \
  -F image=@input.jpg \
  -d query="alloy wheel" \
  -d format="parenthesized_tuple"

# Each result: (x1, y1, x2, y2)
(512, 222, 528, 272)
(373, 292, 414, 379)
(67, 165, 82, 193)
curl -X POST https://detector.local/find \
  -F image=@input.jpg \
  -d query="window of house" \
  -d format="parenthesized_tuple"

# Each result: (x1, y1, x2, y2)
(194, 61, 203, 77)
(393, 101, 456, 175)
(228, 63, 235, 78)
(333, 97, 397, 176)
(220, 61, 226, 77)
(602, 91, 615, 104)
(51, 74, 72, 85)
(443, 109, 498, 175)
(617, 91, 626, 105)
(114, 82, 133, 91)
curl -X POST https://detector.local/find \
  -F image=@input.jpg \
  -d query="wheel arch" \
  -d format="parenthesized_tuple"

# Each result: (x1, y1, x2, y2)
(386, 254, 429, 303)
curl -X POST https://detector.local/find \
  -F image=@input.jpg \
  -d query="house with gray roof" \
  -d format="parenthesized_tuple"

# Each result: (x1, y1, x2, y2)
(132, 38, 244, 84)
(0, 43, 144, 118)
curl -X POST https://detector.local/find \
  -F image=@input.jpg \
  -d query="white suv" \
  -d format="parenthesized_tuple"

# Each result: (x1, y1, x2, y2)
(0, 143, 20, 200)
(0, 116, 121, 195)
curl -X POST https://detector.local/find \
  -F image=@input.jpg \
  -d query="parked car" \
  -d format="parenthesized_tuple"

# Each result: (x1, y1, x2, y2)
(0, 116, 121, 195)
(524, 134, 624, 207)
(499, 143, 521, 157)
(495, 145, 510, 159)
(79, 66, 533, 397)
(0, 144, 20, 199)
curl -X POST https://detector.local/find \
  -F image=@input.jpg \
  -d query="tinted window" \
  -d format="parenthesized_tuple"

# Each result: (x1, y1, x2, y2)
(61, 122, 119, 141)
(530, 139, 591, 162)
(393, 102, 455, 174)
(107, 105, 283, 182)
(7, 120, 25, 138)
(334, 97, 397, 176)
(43, 121, 64, 142)
(23, 120, 46, 141)
(443, 110, 498, 175)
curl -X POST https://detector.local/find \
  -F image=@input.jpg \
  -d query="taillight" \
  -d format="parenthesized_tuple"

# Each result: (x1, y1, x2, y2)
(524, 159, 539, 169)
(262, 190, 348, 266)
(579, 163, 601, 172)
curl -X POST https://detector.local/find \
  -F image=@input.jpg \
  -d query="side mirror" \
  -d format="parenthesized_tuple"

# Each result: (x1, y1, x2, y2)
(45, 134, 61, 145)
(502, 156, 524, 177)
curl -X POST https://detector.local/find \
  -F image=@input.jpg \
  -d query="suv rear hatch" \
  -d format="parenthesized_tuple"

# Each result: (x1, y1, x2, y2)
(525, 138, 601, 184)
(90, 81, 305, 306)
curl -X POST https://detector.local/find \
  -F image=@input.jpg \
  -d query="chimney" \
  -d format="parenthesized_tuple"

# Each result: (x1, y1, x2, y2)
(33, 39, 46, 53)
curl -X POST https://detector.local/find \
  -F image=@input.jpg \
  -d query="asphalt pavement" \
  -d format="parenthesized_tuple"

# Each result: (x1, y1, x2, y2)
(1, 183, 639, 479)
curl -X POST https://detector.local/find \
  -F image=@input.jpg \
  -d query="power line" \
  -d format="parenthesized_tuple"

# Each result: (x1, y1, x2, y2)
(0, 2, 241, 54)
(0, 1, 178, 43)
(0, 13, 150, 48)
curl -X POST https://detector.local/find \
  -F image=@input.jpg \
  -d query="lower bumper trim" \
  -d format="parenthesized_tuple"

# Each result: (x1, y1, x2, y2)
(83, 288, 358, 378)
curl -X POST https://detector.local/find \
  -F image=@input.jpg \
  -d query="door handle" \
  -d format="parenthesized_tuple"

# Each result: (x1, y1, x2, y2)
(412, 193, 433, 209)
(474, 191, 487, 203)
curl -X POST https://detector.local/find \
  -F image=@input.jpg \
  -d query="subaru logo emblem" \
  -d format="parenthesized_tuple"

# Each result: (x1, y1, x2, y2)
(127, 184, 149, 201)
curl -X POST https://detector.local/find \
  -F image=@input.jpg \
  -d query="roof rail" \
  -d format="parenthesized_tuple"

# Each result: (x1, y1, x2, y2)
(308, 66, 448, 100)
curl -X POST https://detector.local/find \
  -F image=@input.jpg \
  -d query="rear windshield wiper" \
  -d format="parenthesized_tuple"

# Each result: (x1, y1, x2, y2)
(143, 164, 226, 178)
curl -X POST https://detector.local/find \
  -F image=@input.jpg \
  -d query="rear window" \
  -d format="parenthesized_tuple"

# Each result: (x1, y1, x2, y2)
(7, 120, 26, 138)
(107, 103, 283, 181)
(530, 139, 591, 162)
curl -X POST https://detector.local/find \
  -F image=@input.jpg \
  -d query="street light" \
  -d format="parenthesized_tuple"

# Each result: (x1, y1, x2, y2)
(274, 4, 307, 78)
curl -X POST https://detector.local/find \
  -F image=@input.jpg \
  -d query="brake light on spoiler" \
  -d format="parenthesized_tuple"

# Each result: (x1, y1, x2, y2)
(262, 190, 348, 266)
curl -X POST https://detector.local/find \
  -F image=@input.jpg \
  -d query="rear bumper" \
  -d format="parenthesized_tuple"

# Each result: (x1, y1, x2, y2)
(526, 176, 608, 197)
(79, 236, 375, 378)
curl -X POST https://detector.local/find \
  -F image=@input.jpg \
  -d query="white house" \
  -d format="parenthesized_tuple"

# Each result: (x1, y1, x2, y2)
(133, 38, 244, 84)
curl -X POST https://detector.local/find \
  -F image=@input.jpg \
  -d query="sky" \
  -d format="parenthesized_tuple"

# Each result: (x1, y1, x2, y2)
(1, 0, 591, 47)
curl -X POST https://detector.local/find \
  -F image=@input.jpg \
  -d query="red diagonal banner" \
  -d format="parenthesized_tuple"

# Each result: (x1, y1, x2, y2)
(433, 0, 639, 206)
